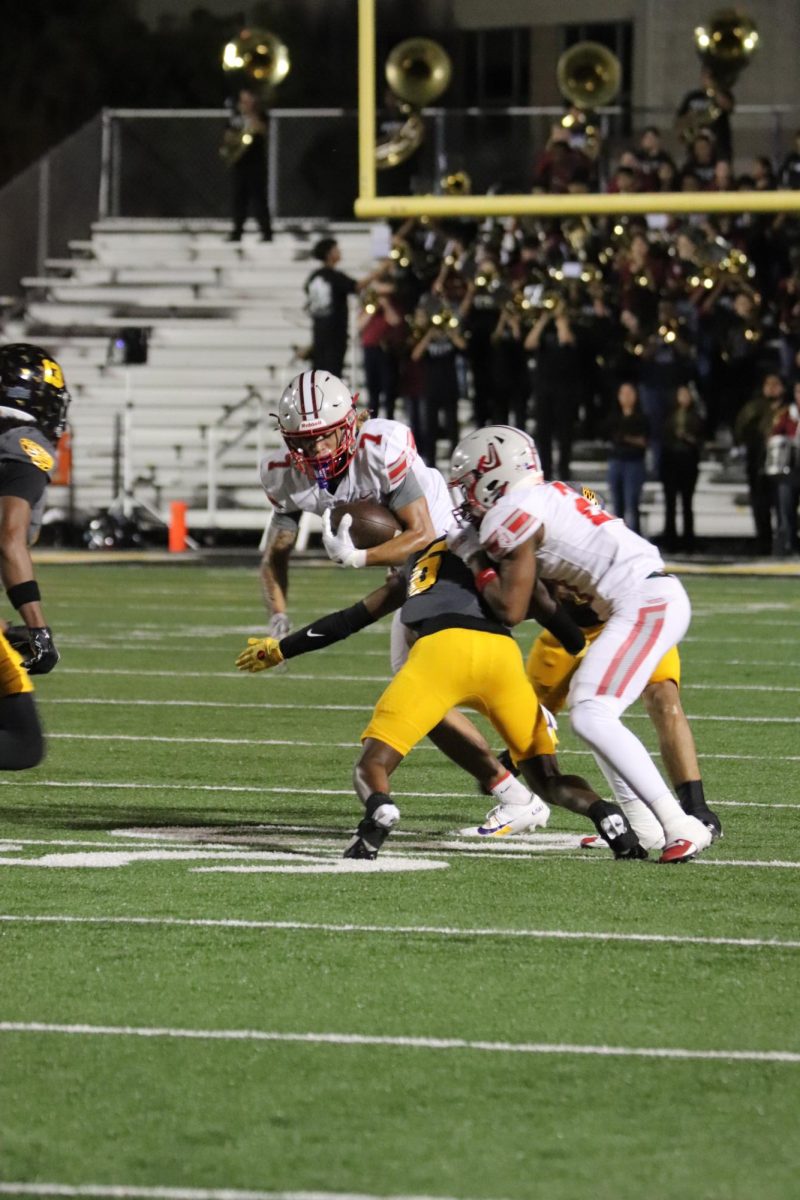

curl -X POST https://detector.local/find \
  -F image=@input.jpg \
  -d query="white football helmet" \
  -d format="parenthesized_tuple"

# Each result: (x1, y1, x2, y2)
(277, 370, 358, 484)
(449, 425, 543, 522)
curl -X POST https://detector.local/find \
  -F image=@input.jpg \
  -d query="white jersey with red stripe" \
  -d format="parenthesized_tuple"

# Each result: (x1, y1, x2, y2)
(260, 417, 453, 533)
(478, 479, 663, 623)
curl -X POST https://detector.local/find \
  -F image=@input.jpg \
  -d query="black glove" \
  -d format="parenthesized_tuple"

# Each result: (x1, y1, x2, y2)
(6, 625, 60, 674)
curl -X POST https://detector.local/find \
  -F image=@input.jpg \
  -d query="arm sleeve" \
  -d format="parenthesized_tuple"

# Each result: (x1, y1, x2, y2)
(279, 601, 376, 659)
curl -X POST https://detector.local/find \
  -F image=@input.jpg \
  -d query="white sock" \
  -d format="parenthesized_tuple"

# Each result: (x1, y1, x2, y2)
(649, 793, 695, 842)
(491, 770, 533, 807)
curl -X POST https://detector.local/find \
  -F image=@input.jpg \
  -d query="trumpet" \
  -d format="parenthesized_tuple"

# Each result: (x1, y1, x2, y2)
(430, 306, 461, 331)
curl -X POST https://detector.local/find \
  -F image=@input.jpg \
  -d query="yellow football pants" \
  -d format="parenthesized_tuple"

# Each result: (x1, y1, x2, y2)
(0, 632, 34, 696)
(362, 627, 556, 762)
(526, 625, 681, 715)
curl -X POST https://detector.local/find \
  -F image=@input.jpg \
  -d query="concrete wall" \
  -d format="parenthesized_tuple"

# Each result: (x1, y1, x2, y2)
(451, 0, 800, 110)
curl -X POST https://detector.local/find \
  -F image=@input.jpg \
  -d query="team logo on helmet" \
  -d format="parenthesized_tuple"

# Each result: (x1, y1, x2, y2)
(449, 425, 543, 523)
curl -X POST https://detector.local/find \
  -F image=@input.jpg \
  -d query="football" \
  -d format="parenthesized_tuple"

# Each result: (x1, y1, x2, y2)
(330, 500, 402, 549)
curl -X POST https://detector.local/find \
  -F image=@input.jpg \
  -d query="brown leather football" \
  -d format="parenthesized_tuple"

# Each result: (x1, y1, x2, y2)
(330, 500, 402, 549)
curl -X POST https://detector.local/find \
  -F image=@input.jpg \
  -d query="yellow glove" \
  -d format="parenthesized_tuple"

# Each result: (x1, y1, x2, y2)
(235, 636, 284, 673)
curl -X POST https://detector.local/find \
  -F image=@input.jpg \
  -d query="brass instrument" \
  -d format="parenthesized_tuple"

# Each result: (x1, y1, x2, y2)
(222, 27, 290, 92)
(361, 288, 379, 316)
(430, 306, 461, 331)
(376, 38, 452, 171)
(220, 27, 290, 166)
(678, 9, 758, 141)
(440, 170, 472, 196)
(556, 41, 621, 154)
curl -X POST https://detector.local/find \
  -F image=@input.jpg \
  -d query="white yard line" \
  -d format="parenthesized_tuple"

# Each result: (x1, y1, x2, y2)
(1, 1021, 798, 1064)
(1, 913, 797, 950)
(36, 698, 800, 724)
(40, 734, 800, 761)
(0, 779, 796, 809)
(0, 1185, 475, 1200)
(51, 668, 800, 692)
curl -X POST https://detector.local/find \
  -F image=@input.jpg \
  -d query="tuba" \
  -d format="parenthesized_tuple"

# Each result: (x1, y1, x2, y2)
(556, 41, 621, 156)
(376, 38, 452, 171)
(220, 28, 290, 166)
(678, 9, 758, 142)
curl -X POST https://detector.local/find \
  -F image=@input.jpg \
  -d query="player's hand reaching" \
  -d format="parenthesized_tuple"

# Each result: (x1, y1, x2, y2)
(236, 636, 284, 673)
(322, 510, 367, 568)
(446, 522, 482, 564)
(267, 612, 291, 639)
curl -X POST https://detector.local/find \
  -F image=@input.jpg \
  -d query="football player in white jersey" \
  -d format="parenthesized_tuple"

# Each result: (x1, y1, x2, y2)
(447, 424, 715, 864)
(259, 370, 543, 826)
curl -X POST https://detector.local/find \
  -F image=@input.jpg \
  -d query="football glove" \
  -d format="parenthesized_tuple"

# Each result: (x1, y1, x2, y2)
(6, 625, 60, 674)
(236, 636, 284, 673)
(322, 510, 367, 568)
(267, 612, 291, 639)
(446, 522, 482, 563)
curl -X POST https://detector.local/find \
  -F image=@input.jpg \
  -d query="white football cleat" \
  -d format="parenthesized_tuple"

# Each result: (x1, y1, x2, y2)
(478, 796, 550, 837)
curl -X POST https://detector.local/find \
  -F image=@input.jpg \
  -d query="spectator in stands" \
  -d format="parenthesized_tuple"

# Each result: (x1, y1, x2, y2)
(305, 238, 387, 378)
(660, 382, 704, 552)
(778, 130, 800, 190)
(635, 127, 676, 190)
(225, 86, 272, 244)
(751, 155, 777, 190)
(675, 67, 734, 162)
(357, 282, 404, 421)
(532, 125, 595, 193)
(680, 134, 717, 189)
(490, 299, 530, 430)
(459, 256, 503, 427)
(638, 303, 695, 477)
(734, 371, 787, 555)
(764, 381, 800, 556)
(605, 380, 649, 533)
(409, 299, 466, 462)
(524, 296, 584, 480)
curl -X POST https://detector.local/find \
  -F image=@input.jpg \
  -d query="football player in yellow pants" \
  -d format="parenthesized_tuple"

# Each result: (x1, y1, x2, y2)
(0, 628, 44, 769)
(526, 621, 721, 848)
(238, 538, 648, 861)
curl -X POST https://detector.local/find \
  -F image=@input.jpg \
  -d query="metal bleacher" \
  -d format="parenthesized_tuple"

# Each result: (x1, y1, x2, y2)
(15, 218, 377, 539)
(12, 216, 754, 547)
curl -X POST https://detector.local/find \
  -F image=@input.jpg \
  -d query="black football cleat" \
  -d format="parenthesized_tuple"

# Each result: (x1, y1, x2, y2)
(342, 802, 400, 860)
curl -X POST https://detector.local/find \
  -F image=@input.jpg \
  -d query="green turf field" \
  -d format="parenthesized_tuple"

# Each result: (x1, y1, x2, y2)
(0, 562, 799, 1200)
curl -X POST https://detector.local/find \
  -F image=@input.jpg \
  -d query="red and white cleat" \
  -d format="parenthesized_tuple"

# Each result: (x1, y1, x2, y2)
(659, 838, 700, 864)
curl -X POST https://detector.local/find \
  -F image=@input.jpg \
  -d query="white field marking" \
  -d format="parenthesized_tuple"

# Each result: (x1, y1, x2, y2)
(0, 845, 446, 874)
(51, 667, 800, 692)
(3, 912, 799, 952)
(191, 861, 448, 874)
(0, 779, 797, 811)
(41, 733, 800, 761)
(60, 643, 392, 659)
(37, 698, 800, 725)
(55, 667, 391, 683)
(1, 1021, 798, 1065)
(0, 1185, 488, 1200)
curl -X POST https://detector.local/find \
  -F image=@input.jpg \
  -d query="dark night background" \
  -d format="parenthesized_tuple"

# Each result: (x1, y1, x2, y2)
(0, 0, 439, 188)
